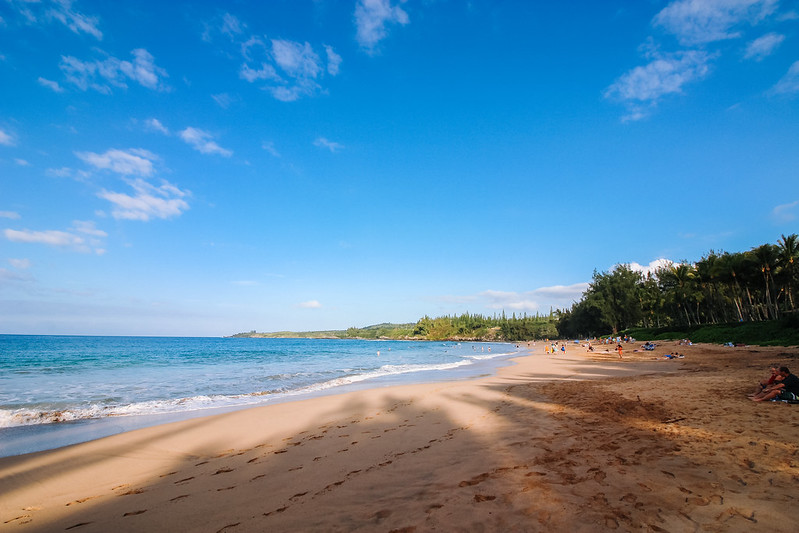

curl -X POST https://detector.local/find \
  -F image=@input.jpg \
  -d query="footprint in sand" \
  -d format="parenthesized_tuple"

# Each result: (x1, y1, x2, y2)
(122, 510, 147, 517)
(459, 473, 490, 487)
(374, 509, 392, 520)
(3, 515, 32, 525)
(118, 488, 146, 496)
(65, 522, 93, 530)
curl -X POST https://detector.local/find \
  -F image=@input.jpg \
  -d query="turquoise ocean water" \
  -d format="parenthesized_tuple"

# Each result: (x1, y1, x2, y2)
(0, 335, 520, 456)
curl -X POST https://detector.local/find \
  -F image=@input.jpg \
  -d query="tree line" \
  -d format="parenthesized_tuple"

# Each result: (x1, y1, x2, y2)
(556, 234, 799, 338)
(410, 312, 559, 341)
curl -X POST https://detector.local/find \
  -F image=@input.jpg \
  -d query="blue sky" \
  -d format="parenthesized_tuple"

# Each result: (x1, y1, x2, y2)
(1, 0, 798, 336)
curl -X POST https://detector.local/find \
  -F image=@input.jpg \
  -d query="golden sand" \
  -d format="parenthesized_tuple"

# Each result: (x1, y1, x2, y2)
(2, 342, 798, 532)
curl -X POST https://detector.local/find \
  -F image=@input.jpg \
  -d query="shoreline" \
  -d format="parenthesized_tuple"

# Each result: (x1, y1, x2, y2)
(2, 343, 798, 531)
(0, 342, 521, 458)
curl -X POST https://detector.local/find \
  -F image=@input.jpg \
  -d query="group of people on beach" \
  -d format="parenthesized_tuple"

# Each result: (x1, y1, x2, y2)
(750, 366, 799, 402)
(544, 342, 566, 355)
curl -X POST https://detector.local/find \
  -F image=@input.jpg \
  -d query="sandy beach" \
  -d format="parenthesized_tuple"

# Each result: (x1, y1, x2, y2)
(2, 342, 798, 532)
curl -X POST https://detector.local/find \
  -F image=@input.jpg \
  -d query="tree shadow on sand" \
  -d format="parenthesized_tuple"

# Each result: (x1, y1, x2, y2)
(2, 347, 798, 532)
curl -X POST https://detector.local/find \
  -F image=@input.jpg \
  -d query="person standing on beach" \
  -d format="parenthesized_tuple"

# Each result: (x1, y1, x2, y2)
(617, 343, 623, 359)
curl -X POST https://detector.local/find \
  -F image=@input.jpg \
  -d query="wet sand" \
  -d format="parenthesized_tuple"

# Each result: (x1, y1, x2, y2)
(2, 342, 798, 532)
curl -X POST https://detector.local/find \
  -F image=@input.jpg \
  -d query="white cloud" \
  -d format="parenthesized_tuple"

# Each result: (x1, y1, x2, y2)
(179, 127, 233, 157)
(262, 141, 281, 157)
(72, 220, 107, 237)
(145, 118, 169, 134)
(239, 62, 280, 83)
(0, 128, 15, 146)
(355, 0, 409, 52)
(605, 50, 713, 121)
(60, 49, 168, 93)
(47, 0, 103, 39)
(76, 148, 158, 176)
(4, 222, 106, 254)
(325, 45, 342, 76)
(653, 0, 778, 45)
(212, 93, 235, 109)
(744, 32, 785, 60)
(227, 27, 338, 102)
(38, 76, 64, 92)
(9, 258, 31, 269)
(221, 12, 244, 38)
(297, 300, 323, 309)
(4, 0, 102, 39)
(5, 228, 85, 247)
(273, 39, 322, 79)
(98, 178, 190, 221)
(0, 267, 33, 284)
(628, 259, 674, 276)
(15, 158, 29, 166)
(476, 283, 590, 313)
(772, 199, 799, 222)
(770, 60, 799, 95)
(314, 137, 344, 153)
(46, 166, 91, 181)
(0, 211, 21, 219)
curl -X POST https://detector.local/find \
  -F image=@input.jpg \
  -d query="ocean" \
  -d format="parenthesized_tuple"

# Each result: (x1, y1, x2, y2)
(0, 335, 520, 457)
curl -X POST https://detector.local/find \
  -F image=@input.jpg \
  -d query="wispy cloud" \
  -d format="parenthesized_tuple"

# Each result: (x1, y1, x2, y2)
(38, 76, 64, 92)
(262, 141, 281, 157)
(220, 12, 245, 38)
(297, 300, 323, 309)
(446, 283, 591, 314)
(179, 127, 233, 157)
(325, 45, 342, 75)
(0, 267, 34, 284)
(5, 0, 102, 39)
(314, 137, 344, 153)
(653, 0, 778, 46)
(145, 118, 169, 134)
(770, 60, 799, 95)
(9, 258, 31, 269)
(0, 127, 15, 146)
(240, 38, 337, 102)
(0, 211, 21, 219)
(47, 0, 103, 39)
(212, 93, 236, 109)
(354, 0, 409, 53)
(772, 199, 799, 222)
(604, 50, 713, 121)
(210, 15, 341, 102)
(60, 49, 168, 93)
(76, 148, 158, 177)
(4, 229, 80, 247)
(743, 32, 784, 60)
(46, 166, 91, 181)
(98, 178, 190, 221)
(4, 219, 106, 254)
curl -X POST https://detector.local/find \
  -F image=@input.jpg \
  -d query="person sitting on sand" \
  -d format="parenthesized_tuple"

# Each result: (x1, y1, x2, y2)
(754, 367, 781, 394)
(751, 367, 799, 402)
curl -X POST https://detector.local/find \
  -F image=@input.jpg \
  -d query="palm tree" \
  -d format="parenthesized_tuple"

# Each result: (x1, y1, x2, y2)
(751, 244, 780, 319)
(777, 234, 799, 311)
(661, 263, 698, 326)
